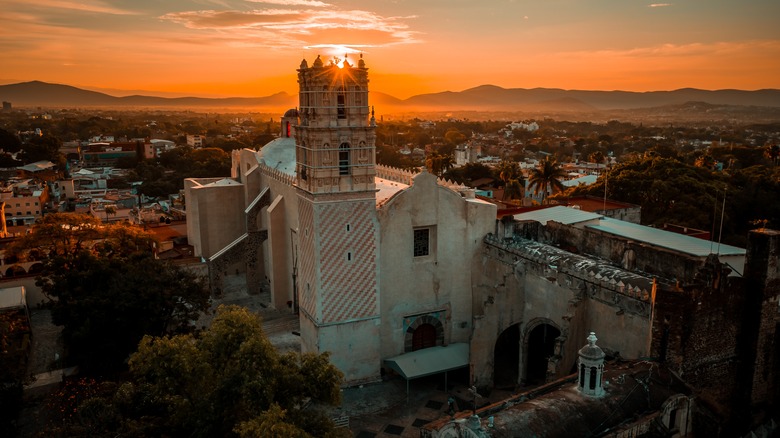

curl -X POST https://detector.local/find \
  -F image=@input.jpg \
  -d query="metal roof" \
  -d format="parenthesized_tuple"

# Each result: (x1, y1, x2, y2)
(384, 343, 469, 380)
(0, 286, 26, 310)
(514, 206, 603, 226)
(587, 218, 745, 257)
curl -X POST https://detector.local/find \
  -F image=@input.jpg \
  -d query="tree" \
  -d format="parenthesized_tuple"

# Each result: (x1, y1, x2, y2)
(444, 130, 466, 146)
(764, 143, 780, 166)
(496, 159, 521, 185)
(20, 134, 63, 164)
(8, 214, 210, 373)
(425, 152, 453, 177)
(588, 151, 605, 165)
(0, 307, 32, 437)
(528, 158, 567, 204)
(49, 306, 346, 437)
(496, 160, 525, 203)
(564, 155, 779, 246)
(104, 205, 117, 223)
(444, 162, 493, 186)
(503, 178, 525, 204)
(0, 128, 22, 153)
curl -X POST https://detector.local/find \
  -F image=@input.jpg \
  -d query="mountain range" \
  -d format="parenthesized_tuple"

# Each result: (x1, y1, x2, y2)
(1, 81, 779, 115)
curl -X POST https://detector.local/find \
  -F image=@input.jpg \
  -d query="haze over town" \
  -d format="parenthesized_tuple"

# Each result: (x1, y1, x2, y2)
(3, 0, 780, 98)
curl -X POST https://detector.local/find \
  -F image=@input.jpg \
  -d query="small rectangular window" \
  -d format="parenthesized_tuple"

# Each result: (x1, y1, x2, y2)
(413, 228, 430, 257)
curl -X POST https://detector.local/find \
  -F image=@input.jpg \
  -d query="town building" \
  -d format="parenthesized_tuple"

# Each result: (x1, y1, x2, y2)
(82, 140, 154, 166)
(186, 134, 203, 148)
(0, 179, 49, 228)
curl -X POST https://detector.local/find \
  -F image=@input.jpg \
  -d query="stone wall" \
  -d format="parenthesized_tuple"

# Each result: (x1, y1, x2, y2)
(538, 221, 704, 283)
(472, 235, 656, 389)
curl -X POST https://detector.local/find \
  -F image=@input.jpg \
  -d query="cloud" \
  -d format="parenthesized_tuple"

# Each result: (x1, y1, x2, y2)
(244, 0, 331, 6)
(162, 10, 305, 29)
(11, 0, 140, 15)
(647, 3, 672, 7)
(160, 6, 419, 50)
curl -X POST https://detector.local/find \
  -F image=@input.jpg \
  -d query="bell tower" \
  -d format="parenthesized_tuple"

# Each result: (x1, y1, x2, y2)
(295, 54, 376, 193)
(294, 55, 381, 384)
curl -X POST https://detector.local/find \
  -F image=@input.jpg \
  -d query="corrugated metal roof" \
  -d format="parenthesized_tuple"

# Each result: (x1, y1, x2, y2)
(587, 218, 745, 256)
(514, 206, 603, 226)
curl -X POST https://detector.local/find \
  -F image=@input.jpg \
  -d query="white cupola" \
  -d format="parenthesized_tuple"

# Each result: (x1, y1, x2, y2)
(578, 332, 606, 397)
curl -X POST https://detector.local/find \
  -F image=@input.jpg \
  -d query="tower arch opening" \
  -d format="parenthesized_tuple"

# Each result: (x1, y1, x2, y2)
(524, 321, 561, 385)
(494, 323, 521, 389)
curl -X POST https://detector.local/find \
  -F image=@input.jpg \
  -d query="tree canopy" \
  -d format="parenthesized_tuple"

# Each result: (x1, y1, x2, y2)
(567, 155, 780, 246)
(43, 306, 346, 438)
(9, 213, 210, 373)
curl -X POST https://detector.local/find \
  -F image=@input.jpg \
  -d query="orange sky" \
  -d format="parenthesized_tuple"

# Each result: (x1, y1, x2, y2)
(2, 0, 779, 99)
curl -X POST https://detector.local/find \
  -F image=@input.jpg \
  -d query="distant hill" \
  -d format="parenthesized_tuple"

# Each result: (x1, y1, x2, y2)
(1, 81, 779, 117)
(0, 81, 296, 110)
(397, 85, 780, 111)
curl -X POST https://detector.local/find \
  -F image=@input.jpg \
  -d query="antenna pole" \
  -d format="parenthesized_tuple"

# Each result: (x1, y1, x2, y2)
(603, 160, 608, 212)
(717, 189, 726, 255)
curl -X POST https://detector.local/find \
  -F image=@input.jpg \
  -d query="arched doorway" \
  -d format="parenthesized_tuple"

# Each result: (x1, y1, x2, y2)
(524, 322, 561, 385)
(404, 314, 444, 352)
(412, 323, 437, 351)
(494, 323, 520, 389)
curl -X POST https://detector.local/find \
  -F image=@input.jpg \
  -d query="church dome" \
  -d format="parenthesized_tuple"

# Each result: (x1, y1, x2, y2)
(283, 108, 299, 118)
(578, 332, 605, 360)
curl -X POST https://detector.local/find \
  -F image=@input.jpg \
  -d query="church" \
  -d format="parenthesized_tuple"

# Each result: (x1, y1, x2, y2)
(185, 57, 780, 433)
(186, 55, 495, 384)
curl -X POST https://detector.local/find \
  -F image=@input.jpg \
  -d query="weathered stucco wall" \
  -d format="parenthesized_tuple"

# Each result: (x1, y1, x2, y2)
(471, 247, 526, 388)
(377, 172, 496, 362)
(184, 179, 245, 259)
(473, 235, 656, 389)
(317, 317, 382, 385)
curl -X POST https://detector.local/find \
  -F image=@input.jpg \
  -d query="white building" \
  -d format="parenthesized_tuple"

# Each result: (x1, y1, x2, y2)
(186, 56, 496, 384)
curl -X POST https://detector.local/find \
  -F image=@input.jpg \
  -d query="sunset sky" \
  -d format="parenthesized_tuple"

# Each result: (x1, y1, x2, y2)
(3, 0, 779, 99)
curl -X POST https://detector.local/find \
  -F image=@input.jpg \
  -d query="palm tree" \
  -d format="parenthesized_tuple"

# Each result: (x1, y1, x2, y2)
(528, 158, 567, 204)
(104, 205, 117, 223)
(502, 178, 525, 204)
(496, 159, 521, 185)
(425, 152, 454, 177)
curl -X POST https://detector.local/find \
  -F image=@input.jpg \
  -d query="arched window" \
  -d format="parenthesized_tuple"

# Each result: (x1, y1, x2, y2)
(580, 364, 586, 388)
(337, 87, 346, 119)
(339, 143, 350, 175)
(589, 366, 597, 390)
